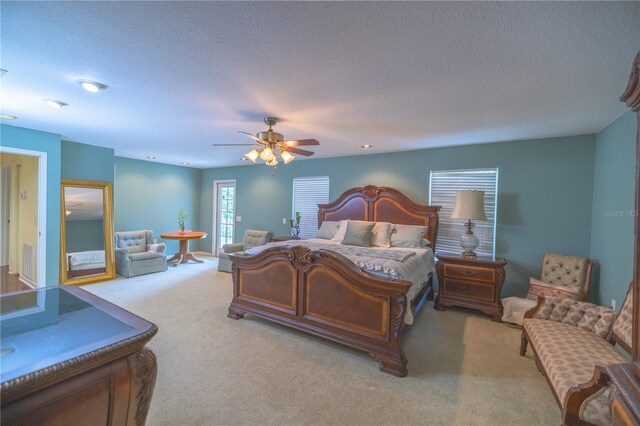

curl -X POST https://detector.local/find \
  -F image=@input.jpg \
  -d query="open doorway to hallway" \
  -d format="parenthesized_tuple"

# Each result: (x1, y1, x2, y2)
(0, 148, 47, 294)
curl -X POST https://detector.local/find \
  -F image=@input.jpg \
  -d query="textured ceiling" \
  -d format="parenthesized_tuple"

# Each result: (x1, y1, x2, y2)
(1, 1, 639, 168)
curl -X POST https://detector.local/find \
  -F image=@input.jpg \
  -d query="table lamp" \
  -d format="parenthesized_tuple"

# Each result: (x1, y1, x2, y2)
(450, 190, 487, 258)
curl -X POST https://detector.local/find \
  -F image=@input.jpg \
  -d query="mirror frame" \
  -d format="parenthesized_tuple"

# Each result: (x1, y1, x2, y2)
(59, 179, 115, 285)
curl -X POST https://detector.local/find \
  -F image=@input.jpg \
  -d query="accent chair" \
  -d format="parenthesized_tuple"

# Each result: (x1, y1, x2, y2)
(114, 230, 167, 278)
(218, 229, 272, 273)
(502, 252, 594, 325)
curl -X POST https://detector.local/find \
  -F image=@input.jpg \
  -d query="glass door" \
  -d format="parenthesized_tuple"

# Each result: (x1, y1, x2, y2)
(214, 180, 236, 256)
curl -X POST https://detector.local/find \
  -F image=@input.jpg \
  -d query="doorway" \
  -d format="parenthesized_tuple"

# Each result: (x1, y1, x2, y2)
(212, 180, 236, 256)
(0, 147, 47, 293)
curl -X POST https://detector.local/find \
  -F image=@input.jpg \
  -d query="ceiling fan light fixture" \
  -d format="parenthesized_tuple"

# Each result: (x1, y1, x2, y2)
(281, 151, 295, 164)
(266, 157, 278, 167)
(77, 79, 107, 93)
(44, 99, 68, 109)
(244, 149, 260, 163)
(260, 147, 274, 162)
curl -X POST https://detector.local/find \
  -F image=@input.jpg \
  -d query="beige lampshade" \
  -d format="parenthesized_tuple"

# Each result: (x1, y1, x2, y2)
(451, 190, 487, 220)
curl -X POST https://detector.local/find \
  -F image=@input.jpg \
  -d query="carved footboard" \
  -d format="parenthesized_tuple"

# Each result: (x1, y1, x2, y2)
(227, 245, 412, 377)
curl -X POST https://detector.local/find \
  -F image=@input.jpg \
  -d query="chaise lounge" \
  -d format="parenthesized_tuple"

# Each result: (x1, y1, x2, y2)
(519, 285, 633, 425)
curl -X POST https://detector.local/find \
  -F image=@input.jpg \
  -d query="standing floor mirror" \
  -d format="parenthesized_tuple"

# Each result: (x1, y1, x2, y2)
(60, 179, 115, 285)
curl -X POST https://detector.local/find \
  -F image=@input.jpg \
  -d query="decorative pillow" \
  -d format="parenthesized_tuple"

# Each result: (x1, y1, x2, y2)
(316, 221, 340, 239)
(331, 220, 349, 242)
(526, 277, 580, 301)
(370, 222, 392, 247)
(341, 221, 376, 247)
(390, 224, 428, 248)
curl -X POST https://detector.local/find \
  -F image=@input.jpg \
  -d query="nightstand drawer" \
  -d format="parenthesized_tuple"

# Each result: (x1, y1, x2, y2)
(443, 279, 495, 302)
(444, 264, 495, 283)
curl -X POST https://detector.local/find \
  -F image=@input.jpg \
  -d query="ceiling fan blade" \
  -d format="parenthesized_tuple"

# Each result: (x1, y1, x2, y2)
(212, 144, 259, 146)
(283, 147, 315, 156)
(284, 139, 320, 147)
(238, 131, 266, 144)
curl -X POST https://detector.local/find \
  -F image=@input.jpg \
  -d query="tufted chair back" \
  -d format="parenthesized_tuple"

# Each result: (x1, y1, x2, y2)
(114, 230, 152, 254)
(540, 253, 593, 301)
(242, 230, 272, 250)
(612, 284, 634, 352)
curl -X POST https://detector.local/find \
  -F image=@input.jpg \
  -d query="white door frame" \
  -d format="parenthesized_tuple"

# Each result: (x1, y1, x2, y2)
(212, 179, 236, 256)
(0, 146, 47, 288)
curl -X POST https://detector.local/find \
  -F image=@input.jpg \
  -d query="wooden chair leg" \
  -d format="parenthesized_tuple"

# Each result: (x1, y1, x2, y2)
(520, 332, 528, 356)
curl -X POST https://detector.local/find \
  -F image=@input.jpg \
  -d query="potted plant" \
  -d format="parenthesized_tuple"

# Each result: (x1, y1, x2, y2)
(178, 208, 189, 233)
(289, 212, 301, 240)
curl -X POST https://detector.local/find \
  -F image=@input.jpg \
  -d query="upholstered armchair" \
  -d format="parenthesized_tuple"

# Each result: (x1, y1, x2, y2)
(502, 253, 594, 325)
(114, 230, 167, 278)
(218, 230, 272, 272)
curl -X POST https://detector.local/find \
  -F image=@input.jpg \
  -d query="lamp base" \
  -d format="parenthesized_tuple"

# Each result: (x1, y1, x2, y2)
(460, 221, 479, 259)
(461, 250, 478, 259)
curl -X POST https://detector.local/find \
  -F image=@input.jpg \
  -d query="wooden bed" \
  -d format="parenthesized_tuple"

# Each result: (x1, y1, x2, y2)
(227, 185, 440, 377)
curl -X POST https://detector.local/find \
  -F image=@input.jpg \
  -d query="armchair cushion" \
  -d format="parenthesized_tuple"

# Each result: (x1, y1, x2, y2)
(129, 251, 165, 261)
(534, 297, 617, 339)
(115, 230, 151, 254)
(242, 230, 272, 250)
(541, 253, 590, 289)
(223, 243, 244, 254)
(523, 319, 626, 404)
(147, 243, 166, 253)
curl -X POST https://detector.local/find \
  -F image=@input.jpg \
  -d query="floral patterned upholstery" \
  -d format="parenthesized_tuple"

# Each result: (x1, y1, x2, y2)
(533, 297, 617, 339)
(612, 287, 634, 350)
(541, 253, 590, 289)
(524, 319, 626, 404)
(579, 385, 615, 426)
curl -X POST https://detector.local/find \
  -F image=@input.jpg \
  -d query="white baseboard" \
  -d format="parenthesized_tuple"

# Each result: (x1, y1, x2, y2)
(19, 276, 37, 288)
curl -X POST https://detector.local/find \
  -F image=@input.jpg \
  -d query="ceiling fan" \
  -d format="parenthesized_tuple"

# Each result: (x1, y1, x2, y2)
(212, 117, 319, 168)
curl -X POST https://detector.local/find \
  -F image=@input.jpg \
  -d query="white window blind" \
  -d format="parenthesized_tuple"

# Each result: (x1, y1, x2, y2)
(429, 168, 499, 258)
(292, 176, 330, 239)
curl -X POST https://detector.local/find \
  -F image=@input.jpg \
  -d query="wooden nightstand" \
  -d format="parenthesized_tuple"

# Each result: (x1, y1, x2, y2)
(434, 254, 507, 321)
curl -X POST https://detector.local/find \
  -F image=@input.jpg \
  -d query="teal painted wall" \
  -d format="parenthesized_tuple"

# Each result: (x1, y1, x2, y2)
(61, 140, 114, 182)
(113, 157, 201, 255)
(1, 124, 61, 285)
(590, 111, 636, 307)
(200, 135, 596, 297)
(65, 220, 105, 252)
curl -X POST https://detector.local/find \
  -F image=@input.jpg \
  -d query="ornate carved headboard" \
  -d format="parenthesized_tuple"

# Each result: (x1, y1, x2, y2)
(317, 185, 441, 252)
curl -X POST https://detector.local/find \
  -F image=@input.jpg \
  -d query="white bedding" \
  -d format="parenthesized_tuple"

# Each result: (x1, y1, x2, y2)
(247, 238, 436, 324)
(68, 250, 105, 270)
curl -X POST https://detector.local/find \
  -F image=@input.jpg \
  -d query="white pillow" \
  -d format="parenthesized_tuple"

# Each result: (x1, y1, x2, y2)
(331, 220, 349, 242)
(370, 222, 392, 247)
(390, 224, 428, 248)
(316, 221, 340, 239)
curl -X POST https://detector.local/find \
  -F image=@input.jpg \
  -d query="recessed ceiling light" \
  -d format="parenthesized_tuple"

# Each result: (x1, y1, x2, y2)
(147, 155, 156, 160)
(44, 99, 68, 109)
(361, 144, 373, 149)
(77, 79, 107, 93)
(181, 162, 189, 166)
(0, 115, 17, 120)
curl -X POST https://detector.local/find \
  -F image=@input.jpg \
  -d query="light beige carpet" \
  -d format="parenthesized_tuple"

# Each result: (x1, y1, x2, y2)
(85, 256, 559, 425)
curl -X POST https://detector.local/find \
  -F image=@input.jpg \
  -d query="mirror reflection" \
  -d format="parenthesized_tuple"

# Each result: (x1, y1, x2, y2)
(64, 187, 106, 278)
(60, 179, 114, 285)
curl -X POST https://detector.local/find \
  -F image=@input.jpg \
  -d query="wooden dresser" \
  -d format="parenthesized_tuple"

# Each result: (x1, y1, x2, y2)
(434, 254, 507, 321)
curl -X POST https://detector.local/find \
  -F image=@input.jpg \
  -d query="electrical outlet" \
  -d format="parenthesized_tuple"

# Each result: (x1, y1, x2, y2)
(282, 218, 287, 225)
(611, 299, 616, 311)
(236, 216, 242, 222)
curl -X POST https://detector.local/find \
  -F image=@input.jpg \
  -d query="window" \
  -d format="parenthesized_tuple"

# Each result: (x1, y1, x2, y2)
(292, 176, 330, 239)
(429, 168, 499, 257)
